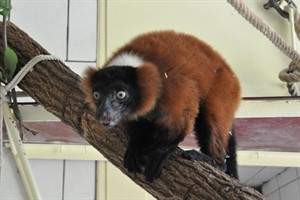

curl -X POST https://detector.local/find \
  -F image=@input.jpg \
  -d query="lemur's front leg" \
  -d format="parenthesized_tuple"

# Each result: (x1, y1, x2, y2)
(144, 143, 178, 182)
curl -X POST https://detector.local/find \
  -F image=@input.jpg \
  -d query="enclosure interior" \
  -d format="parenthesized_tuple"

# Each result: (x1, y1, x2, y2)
(1, 0, 299, 199)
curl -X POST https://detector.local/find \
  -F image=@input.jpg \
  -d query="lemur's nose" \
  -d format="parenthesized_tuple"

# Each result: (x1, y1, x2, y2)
(100, 112, 112, 126)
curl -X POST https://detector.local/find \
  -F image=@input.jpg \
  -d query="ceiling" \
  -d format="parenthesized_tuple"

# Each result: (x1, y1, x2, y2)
(239, 166, 286, 187)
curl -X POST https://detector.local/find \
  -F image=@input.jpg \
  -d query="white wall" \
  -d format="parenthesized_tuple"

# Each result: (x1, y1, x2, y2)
(0, 148, 96, 200)
(0, 147, 155, 200)
(105, 0, 300, 97)
(11, 0, 97, 76)
(262, 168, 300, 200)
(10, 0, 300, 97)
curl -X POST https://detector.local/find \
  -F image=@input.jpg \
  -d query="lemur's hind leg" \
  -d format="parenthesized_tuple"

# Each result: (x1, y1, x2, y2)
(183, 70, 240, 178)
(183, 98, 239, 179)
(182, 102, 227, 172)
(183, 67, 240, 179)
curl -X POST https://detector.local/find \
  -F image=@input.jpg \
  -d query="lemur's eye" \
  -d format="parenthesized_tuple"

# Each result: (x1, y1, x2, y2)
(93, 91, 100, 100)
(116, 91, 127, 100)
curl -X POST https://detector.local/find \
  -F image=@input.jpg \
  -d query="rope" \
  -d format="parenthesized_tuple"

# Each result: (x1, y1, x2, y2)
(5, 55, 64, 97)
(0, 54, 63, 182)
(279, 61, 300, 82)
(227, 0, 300, 96)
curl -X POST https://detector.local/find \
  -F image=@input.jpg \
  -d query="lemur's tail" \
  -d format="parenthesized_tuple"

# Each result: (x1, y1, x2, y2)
(225, 128, 239, 180)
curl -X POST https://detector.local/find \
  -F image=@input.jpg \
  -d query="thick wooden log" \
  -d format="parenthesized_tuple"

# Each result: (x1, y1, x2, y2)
(0, 22, 265, 200)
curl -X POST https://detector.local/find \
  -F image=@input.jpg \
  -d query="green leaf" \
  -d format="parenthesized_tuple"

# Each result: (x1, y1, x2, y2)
(0, 9, 9, 16)
(0, 0, 5, 8)
(0, 0, 12, 16)
(5, 2, 11, 10)
(4, 47, 18, 81)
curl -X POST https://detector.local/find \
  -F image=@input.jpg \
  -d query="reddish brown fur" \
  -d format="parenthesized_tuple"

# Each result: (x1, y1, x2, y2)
(133, 62, 162, 118)
(80, 67, 98, 110)
(81, 31, 241, 164)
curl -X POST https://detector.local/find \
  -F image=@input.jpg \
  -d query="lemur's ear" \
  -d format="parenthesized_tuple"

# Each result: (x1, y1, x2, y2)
(134, 63, 162, 117)
(80, 67, 98, 110)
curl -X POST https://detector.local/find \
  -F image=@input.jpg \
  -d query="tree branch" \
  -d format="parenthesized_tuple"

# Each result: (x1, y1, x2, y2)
(0, 22, 265, 200)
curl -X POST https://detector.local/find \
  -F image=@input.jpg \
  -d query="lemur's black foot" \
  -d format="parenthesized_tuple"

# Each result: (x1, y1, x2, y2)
(182, 149, 226, 172)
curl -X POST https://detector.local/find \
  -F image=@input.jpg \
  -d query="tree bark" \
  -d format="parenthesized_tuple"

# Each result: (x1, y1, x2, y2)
(0, 22, 265, 200)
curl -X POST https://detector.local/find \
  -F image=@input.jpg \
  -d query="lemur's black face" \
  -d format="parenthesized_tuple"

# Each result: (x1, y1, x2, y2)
(91, 66, 140, 128)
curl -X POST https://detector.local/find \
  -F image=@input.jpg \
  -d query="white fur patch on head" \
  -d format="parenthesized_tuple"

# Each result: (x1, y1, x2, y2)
(107, 52, 144, 68)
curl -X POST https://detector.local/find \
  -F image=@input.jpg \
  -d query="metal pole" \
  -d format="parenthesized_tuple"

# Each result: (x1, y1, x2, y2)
(3, 101, 41, 200)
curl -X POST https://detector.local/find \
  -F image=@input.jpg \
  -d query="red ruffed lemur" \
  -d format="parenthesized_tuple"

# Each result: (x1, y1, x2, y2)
(80, 31, 241, 182)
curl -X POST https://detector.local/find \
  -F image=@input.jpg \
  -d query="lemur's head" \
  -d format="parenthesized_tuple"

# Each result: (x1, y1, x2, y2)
(80, 64, 161, 128)
(81, 66, 140, 127)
